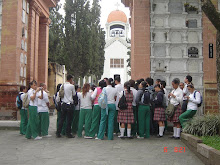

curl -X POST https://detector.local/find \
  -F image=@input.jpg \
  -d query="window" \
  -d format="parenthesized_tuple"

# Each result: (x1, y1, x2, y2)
(188, 47, 199, 58)
(110, 59, 124, 68)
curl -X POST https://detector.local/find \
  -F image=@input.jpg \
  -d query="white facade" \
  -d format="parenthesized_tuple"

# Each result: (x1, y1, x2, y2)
(150, 0, 203, 93)
(101, 11, 131, 84)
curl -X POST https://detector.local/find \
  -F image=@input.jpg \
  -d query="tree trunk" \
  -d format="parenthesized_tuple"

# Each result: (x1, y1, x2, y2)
(217, 31, 220, 112)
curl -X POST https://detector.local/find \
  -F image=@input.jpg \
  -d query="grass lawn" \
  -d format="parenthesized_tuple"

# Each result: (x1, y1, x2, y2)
(201, 136, 220, 151)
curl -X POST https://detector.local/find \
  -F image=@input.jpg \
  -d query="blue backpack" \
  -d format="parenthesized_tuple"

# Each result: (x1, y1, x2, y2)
(194, 91, 203, 107)
(98, 87, 107, 109)
(16, 93, 23, 109)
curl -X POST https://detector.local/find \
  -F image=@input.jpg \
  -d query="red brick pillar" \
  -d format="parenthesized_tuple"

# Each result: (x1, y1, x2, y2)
(38, 18, 50, 86)
(130, 0, 151, 80)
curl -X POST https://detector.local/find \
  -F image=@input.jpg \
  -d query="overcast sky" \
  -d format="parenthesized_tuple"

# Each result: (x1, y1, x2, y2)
(58, 0, 130, 31)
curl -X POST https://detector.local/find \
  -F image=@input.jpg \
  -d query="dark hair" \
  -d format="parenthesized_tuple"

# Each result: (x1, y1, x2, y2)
(67, 75, 73, 81)
(104, 78, 108, 81)
(154, 84, 161, 89)
(75, 84, 79, 91)
(40, 83, 45, 87)
(56, 84, 62, 93)
(129, 79, 135, 87)
(145, 77, 154, 86)
(99, 80, 106, 89)
(82, 83, 90, 98)
(140, 78, 144, 82)
(114, 76, 121, 83)
(30, 80, 37, 86)
(20, 86, 26, 92)
(156, 79, 161, 83)
(124, 81, 131, 93)
(172, 78, 180, 85)
(186, 75, 192, 83)
(187, 83, 194, 88)
(141, 81, 147, 89)
(160, 81, 166, 88)
(107, 78, 114, 87)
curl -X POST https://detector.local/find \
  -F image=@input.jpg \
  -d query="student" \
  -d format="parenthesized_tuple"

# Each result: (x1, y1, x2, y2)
(72, 85, 81, 135)
(18, 86, 28, 135)
(87, 80, 106, 138)
(168, 78, 183, 140)
(114, 76, 124, 135)
(56, 75, 76, 138)
(153, 84, 166, 137)
(97, 78, 117, 140)
(160, 80, 168, 131)
(129, 79, 138, 137)
(182, 75, 192, 113)
(179, 82, 184, 90)
(135, 81, 151, 139)
(155, 79, 161, 85)
(78, 83, 93, 138)
(25, 80, 43, 140)
(179, 84, 201, 129)
(37, 83, 51, 137)
(117, 82, 134, 138)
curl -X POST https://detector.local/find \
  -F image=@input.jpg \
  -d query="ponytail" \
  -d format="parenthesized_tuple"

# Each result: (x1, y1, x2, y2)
(124, 81, 131, 93)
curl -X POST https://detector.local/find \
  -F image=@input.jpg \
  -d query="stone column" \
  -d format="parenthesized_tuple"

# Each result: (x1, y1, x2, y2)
(38, 18, 50, 85)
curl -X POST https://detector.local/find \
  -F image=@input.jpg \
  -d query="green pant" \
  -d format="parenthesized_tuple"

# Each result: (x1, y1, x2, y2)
(77, 109, 92, 137)
(89, 105, 101, 137)
(114, 110, 120, 133)
(179, 110, 197, 128)
(20, 109, 28, 135)
(72, 110, 80, 134)
(57, 111, 66, 135)
(98, 104, 116, 140)
(25, 106, 40, 139)
(38, 112, 49, 136)
(138, 105, 151, 138)
(131, 106, 138, 136)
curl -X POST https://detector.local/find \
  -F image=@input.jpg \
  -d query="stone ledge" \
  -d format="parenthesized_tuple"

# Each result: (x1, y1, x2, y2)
(181, 133, 220, 165)
(0, 121, 20, 130)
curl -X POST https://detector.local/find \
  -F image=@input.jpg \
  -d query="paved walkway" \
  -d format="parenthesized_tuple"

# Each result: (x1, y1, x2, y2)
(0, 116, 204, 165)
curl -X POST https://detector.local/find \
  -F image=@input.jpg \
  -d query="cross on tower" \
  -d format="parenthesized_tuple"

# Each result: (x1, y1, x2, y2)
(115, 2, 120, 10)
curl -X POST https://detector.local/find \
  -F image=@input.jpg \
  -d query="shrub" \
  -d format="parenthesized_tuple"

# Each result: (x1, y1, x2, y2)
(183, 114, 220, 136)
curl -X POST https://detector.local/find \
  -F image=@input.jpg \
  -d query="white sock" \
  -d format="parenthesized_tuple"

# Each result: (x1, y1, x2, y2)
(159, 126, 165, 136)
(127, 128, 131, 137)
(120, 128, 125, 137)
(176, 128, 181, 137)
(173, 127, 177, 137)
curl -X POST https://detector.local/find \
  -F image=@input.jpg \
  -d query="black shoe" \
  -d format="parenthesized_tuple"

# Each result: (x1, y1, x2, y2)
(66, 134, 75, 138)
(56, 134, 61, 138)
(157, 135, 163, 138)
(169, 136, 175, 139)
(128, 136, 134, 139)
(175, 137, 180, 140)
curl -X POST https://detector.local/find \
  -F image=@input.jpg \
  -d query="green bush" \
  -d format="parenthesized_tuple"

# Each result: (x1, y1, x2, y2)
(183, 114, 220, 136)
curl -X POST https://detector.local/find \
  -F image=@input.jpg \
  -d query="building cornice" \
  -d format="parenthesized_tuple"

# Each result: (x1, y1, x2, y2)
(105, 38, 131, 49)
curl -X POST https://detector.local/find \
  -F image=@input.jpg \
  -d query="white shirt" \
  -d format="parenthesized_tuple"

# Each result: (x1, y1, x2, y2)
(75, 92, 81, 111)
(106, 85, 117, 104)
(37, 91, 49, 112)
(183, 83, 190, 101)
(115, 84, 124, 110)
(28, 88, 38, 106)
(79, 92, 92, 109)
(187, 91, 201, 111)
(131, 87, 137, 106)
(169, 87, 183, 106)
(61, 82, 76, 104)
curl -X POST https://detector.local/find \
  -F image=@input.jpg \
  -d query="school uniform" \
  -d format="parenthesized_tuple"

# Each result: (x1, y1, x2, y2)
(131, 87, 138, 136)
(19, 92, 28, 135)
(179, 91, 201, 128)
(89, 87, 102, 137)
(37, 91, 50, 136)
(77, 92, 92, 137)
(182, 84, 190, 113)
(97, 85, 117, 140)
(72, 92, 81, 134)
(114, 84, 124, 134)
(135, 88, 151, 138)
(25, 88, 40, 139)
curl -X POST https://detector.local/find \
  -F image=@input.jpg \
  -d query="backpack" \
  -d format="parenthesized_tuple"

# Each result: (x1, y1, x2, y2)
(22, 93, 30, 108)
(73, 92, 78, 106)
(194, 91, 203, 107)
(141, 88, 151, 105)
(16, 93, 23, 109)
(118, 91, 128, 110)
(59, 84, 64, 98)
(53, 93, 62, 112)
(98, 87, 107, 109)
(162, 94, 167, 108)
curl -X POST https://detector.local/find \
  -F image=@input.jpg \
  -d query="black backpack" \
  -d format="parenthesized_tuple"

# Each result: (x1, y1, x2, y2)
(73, 92, 78, 106)
(16, 93, 23, 109)
(141, 89, 151, 105)
(118, 91, 128, 110)
(54, 93, 62, 112)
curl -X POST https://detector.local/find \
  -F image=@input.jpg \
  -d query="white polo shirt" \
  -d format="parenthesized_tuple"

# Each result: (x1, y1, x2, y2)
(187, 91, 201, 111)
(78, 92, 92, 110)
(37, 91, 49, 113)
(28, 88, 38, 106)
(169, 87, 183, 106)
(106, 85, 117, 104)
(115, 84, 124, 110)
(61, 82, 76, 104)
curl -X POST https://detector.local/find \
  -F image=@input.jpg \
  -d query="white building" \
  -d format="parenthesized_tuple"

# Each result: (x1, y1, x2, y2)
(101, 10, 131, 83)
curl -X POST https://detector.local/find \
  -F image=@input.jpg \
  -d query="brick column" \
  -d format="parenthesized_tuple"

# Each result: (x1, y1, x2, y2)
(130, 0, 151, 80)
(38, 18, 50, 86)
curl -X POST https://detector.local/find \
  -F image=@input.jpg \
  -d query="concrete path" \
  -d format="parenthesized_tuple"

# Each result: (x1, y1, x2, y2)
(0, 116, 204, 165)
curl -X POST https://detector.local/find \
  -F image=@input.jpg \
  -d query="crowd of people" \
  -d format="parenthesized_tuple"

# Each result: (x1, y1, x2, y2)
(16, 74, 202, 140)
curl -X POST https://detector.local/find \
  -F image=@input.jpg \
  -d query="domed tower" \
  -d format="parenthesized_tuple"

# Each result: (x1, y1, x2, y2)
(106, 10, 129, 40)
